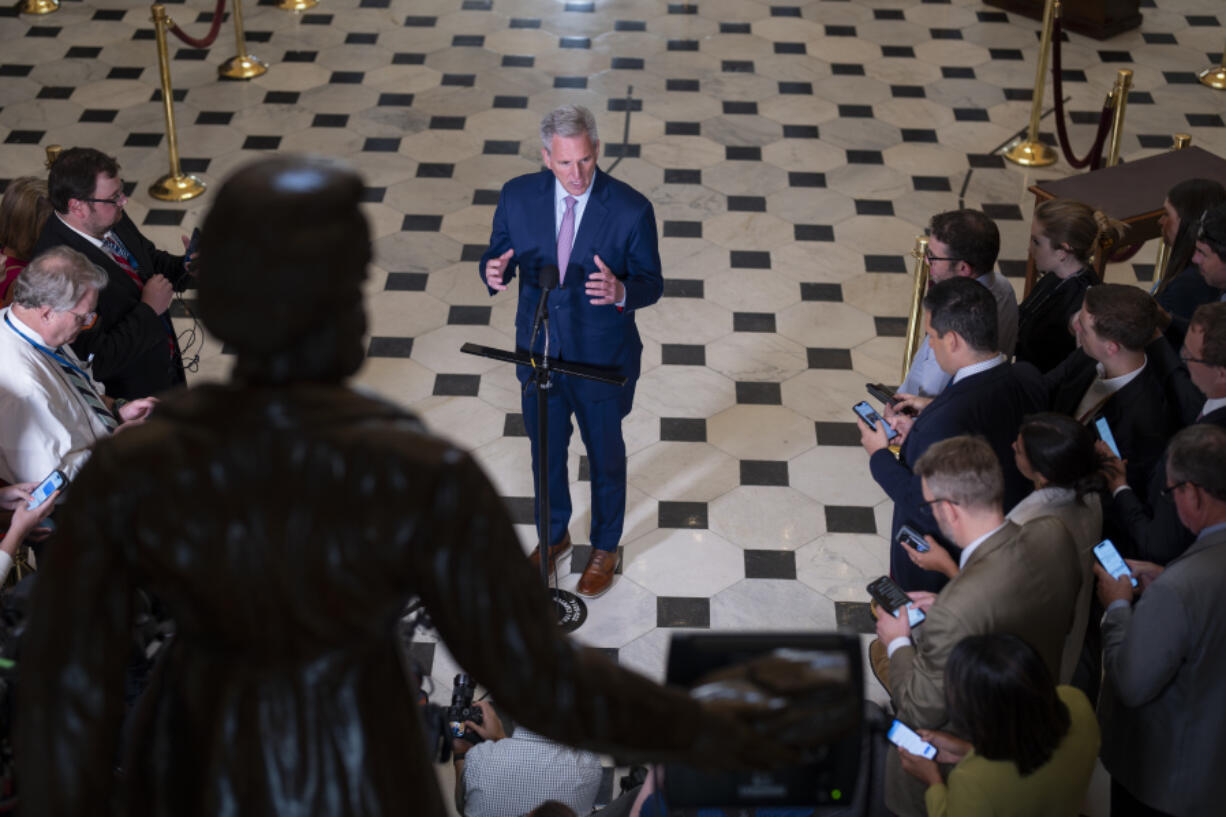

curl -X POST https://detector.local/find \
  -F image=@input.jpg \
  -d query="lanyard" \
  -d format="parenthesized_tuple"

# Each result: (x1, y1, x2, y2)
(4, 313, 94, 383)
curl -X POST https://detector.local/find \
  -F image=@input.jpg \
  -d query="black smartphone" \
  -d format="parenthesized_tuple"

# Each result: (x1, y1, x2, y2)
(26, 469, 66, 510)
(867, 575, 925, 627)
(898, 524, 930, 553)
(853, 401, 899, 441)
(866, 382, 899, 408)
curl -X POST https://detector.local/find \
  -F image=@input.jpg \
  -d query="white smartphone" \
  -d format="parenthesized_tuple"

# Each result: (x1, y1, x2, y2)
(887, 719, 938, 760)
(1093, 538, 1137, 588)
(26, 469, 66, 510)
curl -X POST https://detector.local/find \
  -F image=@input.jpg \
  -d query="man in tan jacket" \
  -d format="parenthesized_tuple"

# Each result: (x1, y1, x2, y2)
(875, 436, 1081, 816)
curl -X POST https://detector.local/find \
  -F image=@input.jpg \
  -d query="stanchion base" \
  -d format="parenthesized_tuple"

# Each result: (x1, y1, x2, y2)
(149, 173, 207, 203)
(20, 0, 59, 14)
(278, 0, 318, 10)
(1199, 65, 1226, 91)
(1003, 137, 1057, 167)
(219, 55, 269, 80)
(551, 589, 587, 633)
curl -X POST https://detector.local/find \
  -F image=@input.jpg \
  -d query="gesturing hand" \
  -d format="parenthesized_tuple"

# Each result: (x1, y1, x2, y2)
(484, 248, 514, 292)
(586, 254, 624, 305)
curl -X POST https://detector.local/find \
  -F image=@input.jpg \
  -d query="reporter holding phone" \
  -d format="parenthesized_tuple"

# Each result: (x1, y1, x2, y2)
(1094, 424, 1226, 817)
(898, 633, 1098, 817)
(0, 483, 59, 584)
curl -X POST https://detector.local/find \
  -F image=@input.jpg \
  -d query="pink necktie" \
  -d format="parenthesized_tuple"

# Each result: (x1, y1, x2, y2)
(556, 196, 576, 284)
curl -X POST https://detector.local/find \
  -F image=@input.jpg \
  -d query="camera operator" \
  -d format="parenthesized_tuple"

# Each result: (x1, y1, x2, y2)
(452, 699, 603, 817)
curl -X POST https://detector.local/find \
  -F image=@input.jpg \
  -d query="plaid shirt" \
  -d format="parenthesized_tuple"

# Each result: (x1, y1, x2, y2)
(460, 728, 603, 817)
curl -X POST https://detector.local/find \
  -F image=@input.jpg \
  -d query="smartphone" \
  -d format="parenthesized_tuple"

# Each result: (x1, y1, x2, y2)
(898, 524, 930, 553)
(854, 401, 899, 441)
(26, 469, 66, 510)
(866, 382, 899, 408)
(1095, 417, 1121, 458)
(867, 576, 926, 627)
(1093, 538, 1137, 588)
(887, 720, 938, 760)
(186, 227, 202, 258)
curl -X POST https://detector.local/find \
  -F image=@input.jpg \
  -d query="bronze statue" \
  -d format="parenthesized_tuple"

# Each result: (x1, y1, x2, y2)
(15, 156, 840, 817)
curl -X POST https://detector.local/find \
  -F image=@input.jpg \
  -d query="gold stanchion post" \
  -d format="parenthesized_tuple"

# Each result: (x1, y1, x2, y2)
(902, 237, 930, 380)
(1200, 39, 1226, 90)
(219, 0, 268, 79)
(1151, 134, 1193, 289)
(1004, 0, 1059, 167)
(278, 0, 318, 13)
(149, 5, 206, 202)
(44, 145, 63, 168)
(20, 0, 59, 16)
(1105, 69, 1133, 168)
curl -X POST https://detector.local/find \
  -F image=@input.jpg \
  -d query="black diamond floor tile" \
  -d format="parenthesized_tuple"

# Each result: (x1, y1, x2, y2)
(657, 597, 710, 628)
(658, 502, 708, 529)
(739, 460, 789, 486)
(745, 550, 797, 579)
(661, 418, 707, 442)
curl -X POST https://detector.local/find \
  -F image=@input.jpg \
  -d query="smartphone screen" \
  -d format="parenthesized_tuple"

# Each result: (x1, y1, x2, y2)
(887, 720, 937, 759)
(1094, 539, 1138, 588)
(898, 524, 930, 553)
(26, 469, 66, 510)
(854, 401, 899, 441)
(902, 604, 926, 627)
(1095, 417, 1121, 458)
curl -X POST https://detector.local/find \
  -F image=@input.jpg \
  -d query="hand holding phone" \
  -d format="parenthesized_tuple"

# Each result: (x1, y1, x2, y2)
(1093, 539, 1137, 588)
(888, 720, 938, 760)
(868, 576, 926, 627)
(26, 470, 66, 511)
(854, 401, 899, 441)
(866, 383, 899, 408)
(898, 524, 930, 553)
(1095, 417, 1121, 459)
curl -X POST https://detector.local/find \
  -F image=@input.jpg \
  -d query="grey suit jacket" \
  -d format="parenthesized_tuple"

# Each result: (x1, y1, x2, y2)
(884, 518, 1082, 817)
(1099, 524, 1226, 817)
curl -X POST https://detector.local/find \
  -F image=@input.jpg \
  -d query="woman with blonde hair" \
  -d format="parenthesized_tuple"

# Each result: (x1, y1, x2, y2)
(0, 176, 53, 305)
(1015, 198, 1128, 372)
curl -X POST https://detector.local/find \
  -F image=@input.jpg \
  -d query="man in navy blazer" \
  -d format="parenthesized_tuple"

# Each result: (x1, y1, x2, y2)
(860, 277, 1046, 592)
(479, 105, 663, 597)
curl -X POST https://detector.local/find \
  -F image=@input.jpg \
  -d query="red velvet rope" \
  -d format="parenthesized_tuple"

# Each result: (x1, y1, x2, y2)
(1049, 15, 1114, 171)
(167, 0, 229, 49)
(1108, 241, 1144, 264)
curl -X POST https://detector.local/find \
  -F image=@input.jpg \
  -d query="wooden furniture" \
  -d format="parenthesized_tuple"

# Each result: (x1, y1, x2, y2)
(984, 0, 1141, 40)
(1023, 146, 1226, 296)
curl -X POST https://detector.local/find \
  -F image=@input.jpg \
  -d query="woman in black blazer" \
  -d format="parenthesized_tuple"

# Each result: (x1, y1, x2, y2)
(1154, 178, 1226, 323)
(1015, 199, 1127, 373)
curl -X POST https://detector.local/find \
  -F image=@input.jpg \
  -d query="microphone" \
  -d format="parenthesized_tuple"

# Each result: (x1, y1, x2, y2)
(529, 264, 559, 359)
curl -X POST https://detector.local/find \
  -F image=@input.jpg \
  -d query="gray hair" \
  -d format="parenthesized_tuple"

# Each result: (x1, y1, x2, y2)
(913, 435, 1004, 511)
(540, 105, 598, 151)
(1166, 424, 1226, 502)
(11, 246, 108, 311)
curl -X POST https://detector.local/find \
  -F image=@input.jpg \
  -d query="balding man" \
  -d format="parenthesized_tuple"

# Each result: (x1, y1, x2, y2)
(0, 246, 155, 483)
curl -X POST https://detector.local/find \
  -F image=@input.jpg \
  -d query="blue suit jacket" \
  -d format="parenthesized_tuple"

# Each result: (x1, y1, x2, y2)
(479, 168, 663, 403)
(870, 361, 1047, 591)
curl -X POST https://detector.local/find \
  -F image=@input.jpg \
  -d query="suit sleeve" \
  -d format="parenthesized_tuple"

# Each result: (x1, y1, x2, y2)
(1145, 334, 1204, 427)
(1100, 581, 1190, 708)
(70, 302, 168, 382)
(1110, 476, 1194, 566)
(616, 199, 662, 313)
(126, 221, 189, 287)
(890, 603, 965, 728)
(478, 187, 518, 293)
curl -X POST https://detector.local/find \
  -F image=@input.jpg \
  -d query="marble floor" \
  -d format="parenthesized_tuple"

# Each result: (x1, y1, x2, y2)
(3, 0, 1226, 803)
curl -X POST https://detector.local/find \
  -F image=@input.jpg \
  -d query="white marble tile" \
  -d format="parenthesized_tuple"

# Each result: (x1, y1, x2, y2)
(709, 486, 825, 550)
(790, 446, 889, 508)
(627, 440, 739, 502)
(796, 533, 890, 603)
(706, 404, 815, 461)
(710, 579, 837, 630)
(622, 528, 744, 597)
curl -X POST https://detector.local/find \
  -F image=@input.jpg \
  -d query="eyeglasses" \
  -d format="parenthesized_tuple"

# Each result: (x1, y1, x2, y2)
(1179, 347, 1211, 366)
(1160, 481, 1193, 497)
(80, 187, 127, 208)
(62, 309, 98, 329)
(919, 497, 959, 514)
(923, 249, 961, 265)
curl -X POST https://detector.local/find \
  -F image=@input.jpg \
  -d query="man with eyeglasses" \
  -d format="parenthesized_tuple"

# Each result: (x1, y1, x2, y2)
(33, 147, 194, 400)
(873, 435, 1079, 817)
(1191, 204, 1226, 296)
(891, 209, 1018, 401)
(1104, 302, 1226, 565)
(1095, 423, 1226, 817)
(0, 246, 156, 484)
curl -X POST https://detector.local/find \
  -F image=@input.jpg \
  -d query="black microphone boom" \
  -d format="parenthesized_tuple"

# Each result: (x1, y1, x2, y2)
(529, 264, 559, 358)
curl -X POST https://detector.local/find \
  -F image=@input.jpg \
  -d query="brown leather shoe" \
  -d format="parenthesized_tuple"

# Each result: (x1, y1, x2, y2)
(528, 532, 572, 574)
(576, 548, 619, 598)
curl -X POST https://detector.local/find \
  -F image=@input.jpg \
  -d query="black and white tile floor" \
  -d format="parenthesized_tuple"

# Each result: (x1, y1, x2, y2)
(3, 0, 1225, 756)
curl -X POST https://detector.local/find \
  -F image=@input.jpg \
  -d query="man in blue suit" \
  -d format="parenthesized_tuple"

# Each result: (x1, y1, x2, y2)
(859, 277, 1046, 592)
(479, 105, 663, 598)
